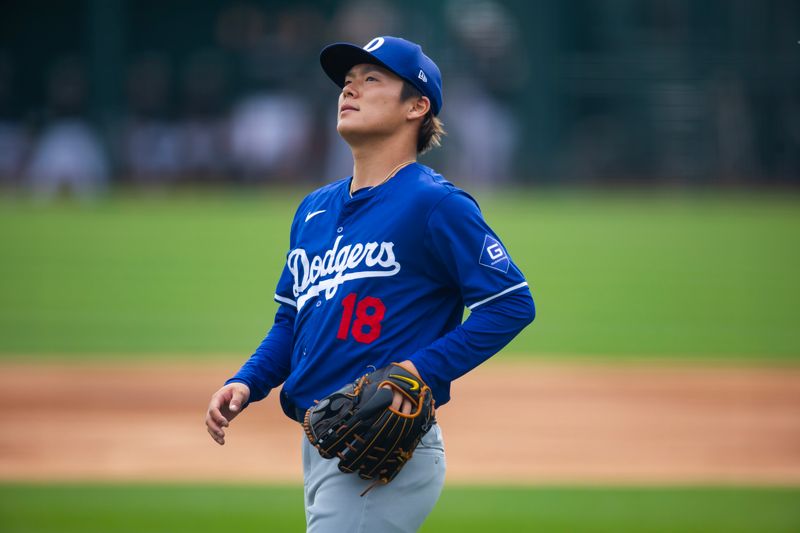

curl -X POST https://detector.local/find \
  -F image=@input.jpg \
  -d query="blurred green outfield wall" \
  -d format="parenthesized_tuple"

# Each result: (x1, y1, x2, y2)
(1, 0, 797, 185)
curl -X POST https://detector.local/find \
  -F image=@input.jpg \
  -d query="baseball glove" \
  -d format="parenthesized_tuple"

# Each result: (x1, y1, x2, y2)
(303, 363, 435, 494)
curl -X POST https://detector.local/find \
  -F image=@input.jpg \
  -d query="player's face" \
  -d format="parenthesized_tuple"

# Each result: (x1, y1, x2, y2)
(337, 64, 409, 142)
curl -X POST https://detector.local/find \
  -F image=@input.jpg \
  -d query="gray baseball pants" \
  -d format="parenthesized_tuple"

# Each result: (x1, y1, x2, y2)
(302, 423, 446, 532)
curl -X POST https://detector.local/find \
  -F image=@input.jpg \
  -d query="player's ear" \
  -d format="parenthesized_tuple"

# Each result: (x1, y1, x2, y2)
(407, 96, 430, 121)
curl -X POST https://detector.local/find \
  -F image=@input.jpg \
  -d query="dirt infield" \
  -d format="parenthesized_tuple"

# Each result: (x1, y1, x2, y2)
(1, 359, 799, 485)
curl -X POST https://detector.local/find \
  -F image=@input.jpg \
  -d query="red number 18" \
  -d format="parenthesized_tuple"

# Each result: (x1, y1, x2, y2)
(336, 293, 386, 344)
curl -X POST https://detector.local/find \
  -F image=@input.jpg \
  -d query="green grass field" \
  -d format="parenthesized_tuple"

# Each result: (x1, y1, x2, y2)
(0, 189, 798, 359)
(1, 484, 799, 533)
(1, 189, 798, 532)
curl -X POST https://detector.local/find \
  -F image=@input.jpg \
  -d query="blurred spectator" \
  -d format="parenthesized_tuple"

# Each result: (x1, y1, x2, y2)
(557, 110, 631, 184)
(712, 72, 755, 185)
(120, 52, 182, 185)
(1, 0, 793, 189)
(441, 0, 525, 186)
(26, 56, 109, 199)
(229, 93, 313, 181)
(215, 2, 268, 53)
(779, 95, 800, 182)
(0, 52, 29, 186)
(220, 3, 322, 181)
(649, 81, 708, 183)
(443, 79, 517, 187)
(331, 0, 402, 44)
(175, 49, 231, 182)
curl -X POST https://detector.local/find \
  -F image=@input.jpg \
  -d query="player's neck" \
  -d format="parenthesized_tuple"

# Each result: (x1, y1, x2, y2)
(350, 137, 416, 192)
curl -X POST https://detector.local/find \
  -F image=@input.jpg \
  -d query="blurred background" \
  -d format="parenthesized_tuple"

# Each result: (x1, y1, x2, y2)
(1, 1, 799, 532)
(0, 0, 797, 195)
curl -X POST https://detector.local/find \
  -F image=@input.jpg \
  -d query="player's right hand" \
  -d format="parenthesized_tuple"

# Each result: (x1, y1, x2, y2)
(205, 382, 250, 446)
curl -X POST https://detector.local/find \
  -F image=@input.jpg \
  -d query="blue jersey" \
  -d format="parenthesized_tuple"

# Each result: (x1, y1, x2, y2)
(228, 162, 534, 418)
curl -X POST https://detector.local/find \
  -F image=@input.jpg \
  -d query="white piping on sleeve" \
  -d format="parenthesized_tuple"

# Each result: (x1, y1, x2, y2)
(273, 293, 297, 308)
(466, 281, 529, 310)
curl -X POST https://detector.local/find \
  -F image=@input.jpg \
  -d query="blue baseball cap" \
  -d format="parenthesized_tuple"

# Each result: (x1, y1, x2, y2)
(320, 36, 443, 115)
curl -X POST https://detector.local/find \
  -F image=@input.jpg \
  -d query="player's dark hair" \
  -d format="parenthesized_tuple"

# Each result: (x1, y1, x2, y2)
(400, 81, 445, 154)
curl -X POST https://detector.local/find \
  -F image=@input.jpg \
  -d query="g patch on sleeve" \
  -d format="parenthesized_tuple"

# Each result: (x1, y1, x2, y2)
(479, 235, 510, 273)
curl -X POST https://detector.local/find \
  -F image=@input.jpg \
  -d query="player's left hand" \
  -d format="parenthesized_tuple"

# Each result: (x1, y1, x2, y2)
(382, 360, 428, 415)
(205, 382, 250, 445)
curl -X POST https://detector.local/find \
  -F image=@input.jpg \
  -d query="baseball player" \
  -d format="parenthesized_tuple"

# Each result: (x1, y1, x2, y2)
(205, 36, 535, 532)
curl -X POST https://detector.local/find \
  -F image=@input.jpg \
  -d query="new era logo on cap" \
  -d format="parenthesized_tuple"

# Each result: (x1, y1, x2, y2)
(364, 37, 384, 52)
(418, 69, 427, 83)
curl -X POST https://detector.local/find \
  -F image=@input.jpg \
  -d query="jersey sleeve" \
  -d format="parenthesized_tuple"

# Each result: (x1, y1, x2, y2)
(226, 196, 310, 405)
(225, 303, 296, 406)
(407, 288, 534, 406)
(425, 191, 529, 309)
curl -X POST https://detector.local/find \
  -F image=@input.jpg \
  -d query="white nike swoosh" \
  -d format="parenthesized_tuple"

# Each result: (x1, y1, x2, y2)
(305, 210, 326, 223)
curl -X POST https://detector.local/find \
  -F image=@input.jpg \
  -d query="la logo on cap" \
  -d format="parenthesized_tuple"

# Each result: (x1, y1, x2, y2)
(364, 37, 384, 52)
